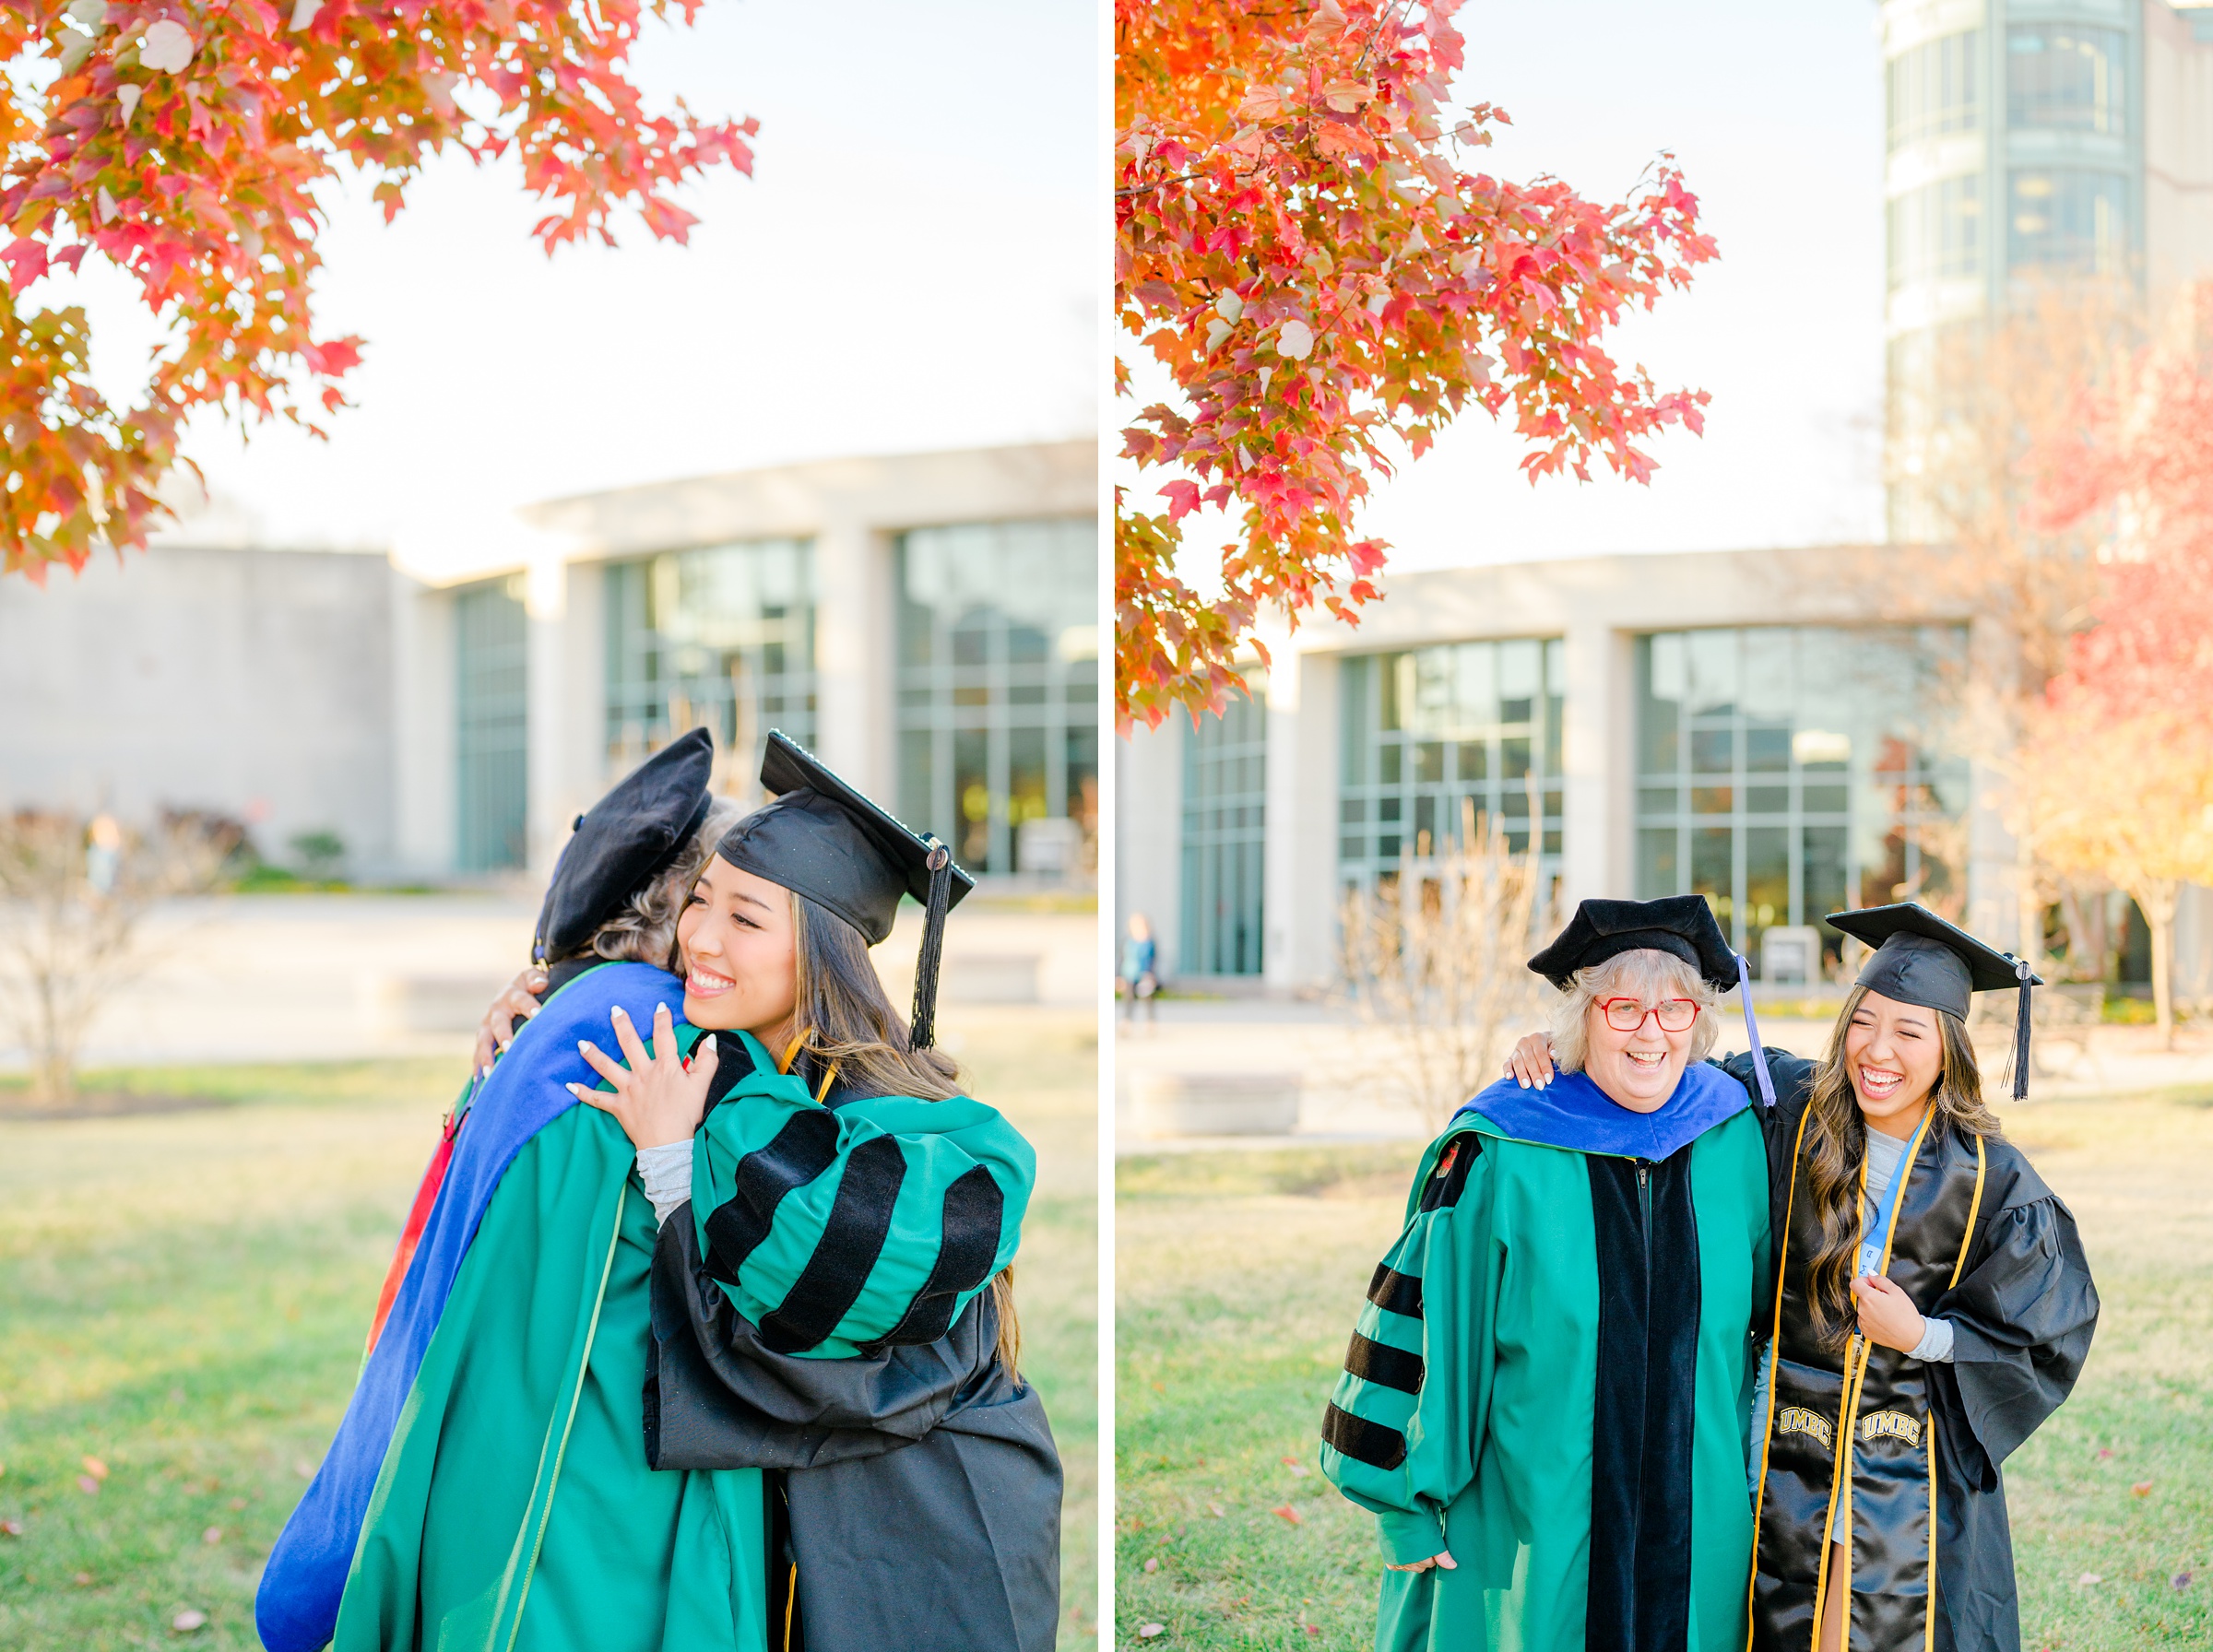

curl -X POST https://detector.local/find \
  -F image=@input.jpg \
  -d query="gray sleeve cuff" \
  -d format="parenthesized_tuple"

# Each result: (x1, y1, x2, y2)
(635, 1140, 693, 1228)
(1910, 1315, 1955, 1363)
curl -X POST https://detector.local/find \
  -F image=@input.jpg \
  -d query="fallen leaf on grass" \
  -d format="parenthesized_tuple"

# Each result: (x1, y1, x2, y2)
(2132, 1481, 2154, 1497)
(1137, 1626, 1165, 1640)
(2076, 1572, 2102, 1587)
(82, 1457, 108, 1480)
(1272, 1504, 1303, 1526)
(293, 1461, 314, 1480)
(201, 1527, 222, 1545)
(1280, 1457, 1309, 1477)
(1143, 1557, 1158, 1573)
(72, 1572, 92, 1587)
(2174, 1572, 2194, 1591)
(2095, 1447, 2114, 1460)
(0, 1520, 21, 1538)
(76, 1477, 100, 1496)
(1305, 1628, 1320, 1638)
(228, 1498, 246, 1512)
(171, 1609, 207, 1634)
(1207, 1502, 1225, 1518)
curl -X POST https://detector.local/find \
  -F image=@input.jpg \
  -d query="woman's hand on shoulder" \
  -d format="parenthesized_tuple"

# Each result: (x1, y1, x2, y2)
(1384, 1551, 1456, 1574)
(1502, 1032, 1555, 1090)
(472, 966, 550, 1072)
(570, 1002, 718, 1150)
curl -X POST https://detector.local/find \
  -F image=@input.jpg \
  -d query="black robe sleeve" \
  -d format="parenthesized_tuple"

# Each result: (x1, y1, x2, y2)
(1927, 1171, 2099, 1492)
(1714, 1045, 1819, 1279)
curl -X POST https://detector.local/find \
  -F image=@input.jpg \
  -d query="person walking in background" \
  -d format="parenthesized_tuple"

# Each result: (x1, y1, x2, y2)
(1320, 897, 1775, 1652)
(1119, 912, 1159, 1027)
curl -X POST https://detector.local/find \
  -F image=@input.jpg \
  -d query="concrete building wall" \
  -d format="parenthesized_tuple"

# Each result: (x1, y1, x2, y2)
(0, 545, 400, 874)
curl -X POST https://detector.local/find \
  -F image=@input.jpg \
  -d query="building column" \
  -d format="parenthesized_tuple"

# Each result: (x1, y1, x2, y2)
(524, 553, 573, 878)
(1560, 620, 1632, 910)
(813, 514, 893, 797)
(1269, 648, 1342, 993)
(389, 572, 456, 877)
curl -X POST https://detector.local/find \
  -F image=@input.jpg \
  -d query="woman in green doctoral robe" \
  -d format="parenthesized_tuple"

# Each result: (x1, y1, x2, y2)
(1320, 896, 1773, 1652)
(290, 732, 1055, 1652)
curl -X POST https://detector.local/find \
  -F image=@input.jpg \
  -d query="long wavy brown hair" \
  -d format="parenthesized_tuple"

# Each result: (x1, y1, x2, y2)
(1800, 985, 2006, 1351)
(782, 891, 1022, 1376)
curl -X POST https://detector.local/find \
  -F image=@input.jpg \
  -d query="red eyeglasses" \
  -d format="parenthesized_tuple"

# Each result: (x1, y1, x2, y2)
(1597, 997, 1701, 1033)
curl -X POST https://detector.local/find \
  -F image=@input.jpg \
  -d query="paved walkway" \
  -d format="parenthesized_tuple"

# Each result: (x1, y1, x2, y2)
(0, 893, 1096, 1070)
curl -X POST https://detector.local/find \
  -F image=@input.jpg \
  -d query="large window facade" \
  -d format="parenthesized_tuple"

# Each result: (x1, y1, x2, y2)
(456, 576, 529, 872)
(896, 518, 1097, 876)
(603, 538, 818, 783)
(2007, 25, 2126, 136)
(1339, 640, 1565, 885)
(1888, 29, 1981, 149)
(1634, 626, 1969, 975)
(1180, 674, 1267, 975)
(2008, 168, 2129, 277)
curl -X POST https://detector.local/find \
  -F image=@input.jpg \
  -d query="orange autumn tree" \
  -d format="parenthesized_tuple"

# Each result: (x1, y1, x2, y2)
(2024, 284, 2213, 1045)
(2, 0, 754, 576)
(1116, 0, 1717, 727)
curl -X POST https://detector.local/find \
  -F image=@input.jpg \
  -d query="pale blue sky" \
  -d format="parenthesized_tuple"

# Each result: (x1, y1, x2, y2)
(1368, 0, 1891, 566)
(75, 0, 1096, 551)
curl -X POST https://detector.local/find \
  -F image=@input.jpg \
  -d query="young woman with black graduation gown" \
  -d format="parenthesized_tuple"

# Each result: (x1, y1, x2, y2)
(1508, 902, 2099, 1652)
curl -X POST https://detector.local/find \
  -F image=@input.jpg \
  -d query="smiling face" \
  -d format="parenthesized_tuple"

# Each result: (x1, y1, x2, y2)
(1840, 988, 1944, 1136)
(675, 854, 799, 1047)
(1580, 993, 1698, 1114)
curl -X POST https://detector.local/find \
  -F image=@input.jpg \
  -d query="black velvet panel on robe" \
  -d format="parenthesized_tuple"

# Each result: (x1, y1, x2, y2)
(1717, 1049, 2101, 1652)
(1584, 1147, 1700, 1652)
(643, 1029, 1063, 1652)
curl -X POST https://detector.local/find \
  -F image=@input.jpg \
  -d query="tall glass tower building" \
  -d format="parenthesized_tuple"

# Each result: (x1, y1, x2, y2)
(1883, 0, 2213, 540)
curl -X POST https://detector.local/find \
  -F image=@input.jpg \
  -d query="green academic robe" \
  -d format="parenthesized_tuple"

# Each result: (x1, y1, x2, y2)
(335, 1097, 770, 1652)
(1320, 1072, 1771, 1652)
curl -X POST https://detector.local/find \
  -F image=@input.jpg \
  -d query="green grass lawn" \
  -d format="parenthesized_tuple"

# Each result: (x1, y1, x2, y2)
(1115, 1092, 2213, 1649)
(0, 1009, 1096, 1651)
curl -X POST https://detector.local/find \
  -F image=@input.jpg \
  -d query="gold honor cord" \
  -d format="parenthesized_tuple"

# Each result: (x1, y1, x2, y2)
(1806, 1106, 1935, 1651)
(1924, 1133, 1986, 1652)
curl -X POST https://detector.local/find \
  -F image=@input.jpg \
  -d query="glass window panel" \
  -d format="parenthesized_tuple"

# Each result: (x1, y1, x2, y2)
(2009, 169, 2128, 277)
(603, 538, 818, 791)
(1415, 741, 1445, 783)
(1380, 744, 1402, 785)
(1341, 659, 1370, 786)
(1638, 829, 1681, 899)
(1686, 630, 1740, 715)
(457, 579, 529, 872)
(1635, 622, 1969, 960)
(1379, 796, 1402, 824)
(1180, 672, 1267, 974)
(896, 516, 1095, 874)
(1888, 29, 1981, 148)
(2008, 26, 2125, 136)
(1502, 737, 1532, 780)
(1456, 740, 1487, 782)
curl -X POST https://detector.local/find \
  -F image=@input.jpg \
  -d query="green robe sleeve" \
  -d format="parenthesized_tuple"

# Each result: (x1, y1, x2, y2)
(685, 1032, 1035, 1360)
(1319, 1127, 1497, 1565)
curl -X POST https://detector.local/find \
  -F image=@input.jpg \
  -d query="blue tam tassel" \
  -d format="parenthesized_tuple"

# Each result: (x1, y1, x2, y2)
(1736, 952, 1776, 1112)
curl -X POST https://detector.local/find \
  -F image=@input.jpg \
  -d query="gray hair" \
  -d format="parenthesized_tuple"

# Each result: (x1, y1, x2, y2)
(1546, 947, 1722, 1073)
(583, 794, 750, 973)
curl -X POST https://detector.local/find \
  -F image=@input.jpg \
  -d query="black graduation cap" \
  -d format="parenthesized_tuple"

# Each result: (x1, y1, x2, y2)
(714, 729, 975, 1049)
(1527, 895, 1741, 992)
(533, 727, 716, 965)
(1827, 903, 2042, 1098)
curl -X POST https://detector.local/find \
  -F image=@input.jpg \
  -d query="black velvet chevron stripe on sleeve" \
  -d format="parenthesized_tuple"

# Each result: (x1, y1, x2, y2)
(1321, 1400, 1408, 1470)
(702, 1107, 843, 1285)
(1367, 1263, 1424, 1319)
(858, 1164, 1006, 1353)
(758, 1135, 909, 1353)
(1343, 1331, 1423, 1395)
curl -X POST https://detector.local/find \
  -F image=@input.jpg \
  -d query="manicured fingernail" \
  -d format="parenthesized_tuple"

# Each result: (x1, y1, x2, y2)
(657, 1002, 669, 1016)
(611, 1007, 628, 1020)
(578, 1041, 594, 1054)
